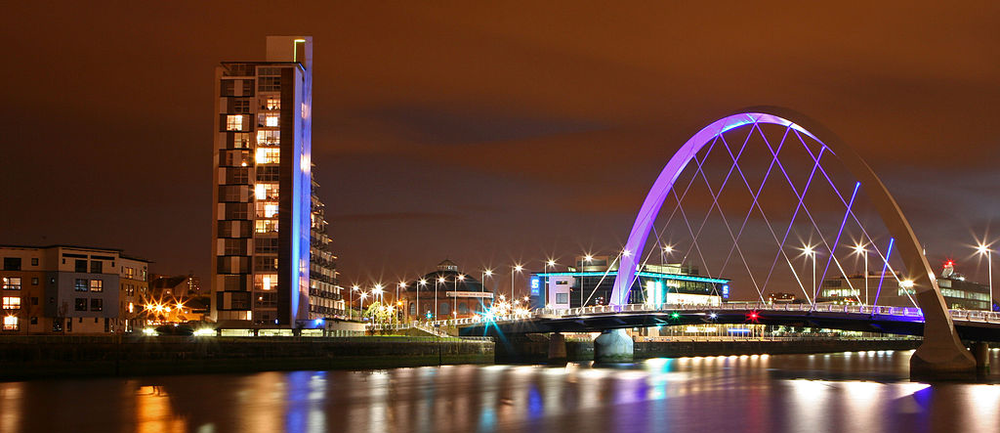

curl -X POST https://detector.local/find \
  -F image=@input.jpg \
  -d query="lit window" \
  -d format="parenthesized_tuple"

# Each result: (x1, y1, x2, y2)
(128, 302, 134, 313)
(90, 280, 103, 293)
(259, 113, 280, 127)
(3, 316, 17, 331)
(226, 115, 244, 131)
(75, 279, 88, 292)
(256, 130, 280, 146)
(1, 277, 21, 290)
(255, 148, 280, 164)
(255, 220, 278, 234)
(265, 97, 280, 110)
(255, 183, 278, 200)
(233, 133, 251, 148)
(256, 202, 279, 218)
(2, 297, 20, 309)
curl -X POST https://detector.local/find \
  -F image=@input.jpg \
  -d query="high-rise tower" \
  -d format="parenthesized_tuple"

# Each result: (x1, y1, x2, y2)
(211, 36, 341, 327)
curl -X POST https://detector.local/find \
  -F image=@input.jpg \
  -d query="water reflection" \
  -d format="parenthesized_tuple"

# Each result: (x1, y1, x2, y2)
(0, 350, 998, 432)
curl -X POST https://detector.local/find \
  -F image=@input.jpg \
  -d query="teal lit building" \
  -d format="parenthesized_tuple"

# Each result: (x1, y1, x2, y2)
(530, 255, 729, 310)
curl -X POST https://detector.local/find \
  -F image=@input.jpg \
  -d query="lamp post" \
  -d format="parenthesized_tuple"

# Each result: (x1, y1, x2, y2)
(398, 281, 406, 326)
(978, 243, 993, 311)
(582, 254, 593, 307)
(511, 264, 523, 301)
(482, 269, 493, 315)
(661, 245, 673, 266)
(436, 276, 445, 320)
(417, 279, 427, 323)
(803, 246, 816, 303)
(360, 291, 369, 318)
(853, 243, 868, 305)
(544, 259, 555, 305)
(373, 284, 384, 325)
(350, 285, 360, 320)
(455, 274, 465, 317)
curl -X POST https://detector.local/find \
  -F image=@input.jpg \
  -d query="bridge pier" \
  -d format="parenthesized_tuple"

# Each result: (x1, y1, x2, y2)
(548, 333, 567, 361)
(594, 329, 633, 363)
(972, 341, 990, 371)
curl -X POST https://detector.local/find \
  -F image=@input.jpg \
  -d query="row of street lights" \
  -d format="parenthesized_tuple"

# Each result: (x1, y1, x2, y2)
(800, 240, 995, 309)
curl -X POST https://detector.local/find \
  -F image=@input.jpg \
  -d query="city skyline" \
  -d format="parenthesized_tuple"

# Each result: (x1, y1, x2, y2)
(2, 3, 999, 296)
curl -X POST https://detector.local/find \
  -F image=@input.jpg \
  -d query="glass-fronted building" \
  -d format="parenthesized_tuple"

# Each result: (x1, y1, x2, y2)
(530, 255, 730, 309)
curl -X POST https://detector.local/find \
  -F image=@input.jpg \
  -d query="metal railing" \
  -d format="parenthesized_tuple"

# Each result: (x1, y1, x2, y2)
(422, 302, 1000, 328)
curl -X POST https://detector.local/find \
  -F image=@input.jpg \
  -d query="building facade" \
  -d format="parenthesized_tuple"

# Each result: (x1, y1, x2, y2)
(1, 245, 149, 334)
(819, 261, 993, 310)
(211, 36, 339, 328)
(401, 260, 494, 321)
(531, 255, 730, 310)
(308, 180, 343, 319)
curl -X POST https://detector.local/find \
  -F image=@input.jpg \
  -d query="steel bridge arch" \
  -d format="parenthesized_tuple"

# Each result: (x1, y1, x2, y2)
(609, 107, 975, 373)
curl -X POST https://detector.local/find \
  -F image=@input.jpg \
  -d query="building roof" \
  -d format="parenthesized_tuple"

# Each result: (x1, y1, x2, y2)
(403, 260, 488, 293)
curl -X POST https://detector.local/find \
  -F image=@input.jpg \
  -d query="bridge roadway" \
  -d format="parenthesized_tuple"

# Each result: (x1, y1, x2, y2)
(449, 303, 1000, 342)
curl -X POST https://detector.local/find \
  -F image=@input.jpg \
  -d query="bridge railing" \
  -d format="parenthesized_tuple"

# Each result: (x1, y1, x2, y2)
(430, 302, 1000, 328)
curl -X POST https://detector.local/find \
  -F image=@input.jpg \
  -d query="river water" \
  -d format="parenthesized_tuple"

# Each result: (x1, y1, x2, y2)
(2, 350, 999, 433)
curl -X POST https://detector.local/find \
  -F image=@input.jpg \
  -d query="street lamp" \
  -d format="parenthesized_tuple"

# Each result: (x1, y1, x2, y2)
(360, 291, 369, 317)
(977, 243, 993, 310)
(372, 284, 384, 326)
(853, 243, 868, 305)
(417, 278, 427, 322)
(350, 285, 360, 320)
(581, 254, 594, 307)
(803, 246, 816, 303)
(436, 276, 446, 320)
(397, 281, 406, 326)
(512, 264, 523, 301)
(661, 244, 674, 266)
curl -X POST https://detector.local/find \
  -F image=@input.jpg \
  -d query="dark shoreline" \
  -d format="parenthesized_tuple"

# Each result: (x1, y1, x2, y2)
(0, 336, 495, 381)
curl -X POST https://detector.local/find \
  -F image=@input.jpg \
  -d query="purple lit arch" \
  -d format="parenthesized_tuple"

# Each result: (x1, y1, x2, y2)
(610, 107, 974, 371)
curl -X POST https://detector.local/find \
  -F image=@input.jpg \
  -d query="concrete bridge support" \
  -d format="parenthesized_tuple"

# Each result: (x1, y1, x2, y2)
(594, 329, 633, 363)
(548, 333, 567, 361)
(972, 341, 990, 371)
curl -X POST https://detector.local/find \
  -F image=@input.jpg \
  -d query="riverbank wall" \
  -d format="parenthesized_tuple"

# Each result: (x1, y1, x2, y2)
(0, 336, 494, 381)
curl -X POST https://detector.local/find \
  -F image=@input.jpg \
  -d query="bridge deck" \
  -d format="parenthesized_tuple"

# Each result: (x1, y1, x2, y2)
(443, 303, 1000, 342)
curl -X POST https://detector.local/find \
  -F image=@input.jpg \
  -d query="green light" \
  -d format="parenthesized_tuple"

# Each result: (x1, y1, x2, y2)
(671, 312, 680, 319)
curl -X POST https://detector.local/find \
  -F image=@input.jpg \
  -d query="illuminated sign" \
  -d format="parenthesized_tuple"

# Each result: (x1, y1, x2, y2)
(530, 276, 540, 296)
(722, 284, 730, 299)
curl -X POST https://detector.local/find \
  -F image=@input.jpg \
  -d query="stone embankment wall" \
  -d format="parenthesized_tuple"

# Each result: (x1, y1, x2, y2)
(0, 336, 494, 380)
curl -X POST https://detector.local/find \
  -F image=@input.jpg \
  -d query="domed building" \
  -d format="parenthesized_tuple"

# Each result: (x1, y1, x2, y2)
(403, 260, 494, 321)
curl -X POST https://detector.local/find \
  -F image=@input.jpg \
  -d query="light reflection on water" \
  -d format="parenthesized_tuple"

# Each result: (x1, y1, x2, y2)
(1, 350, 999, 433)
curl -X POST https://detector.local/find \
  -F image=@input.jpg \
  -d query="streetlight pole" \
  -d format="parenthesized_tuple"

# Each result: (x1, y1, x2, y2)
(417, 279, 427, 323)
(853, 244, 868, 305)
(803, 246, 816, 303)
(978, 243, 993, 311)
(350, 285, 360, 320)
(372, 284, 384, 326)
(398, 281, 406, 327)
(582, 254, 593, 307)
(436, 276, 445, 320)
(511, 264, 523, 301)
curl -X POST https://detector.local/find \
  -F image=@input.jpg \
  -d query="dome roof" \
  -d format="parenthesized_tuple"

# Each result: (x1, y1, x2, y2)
(404, 260, 488, 293)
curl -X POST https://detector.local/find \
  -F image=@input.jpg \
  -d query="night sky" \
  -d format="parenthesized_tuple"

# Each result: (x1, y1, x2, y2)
(2, 2, 999, 297)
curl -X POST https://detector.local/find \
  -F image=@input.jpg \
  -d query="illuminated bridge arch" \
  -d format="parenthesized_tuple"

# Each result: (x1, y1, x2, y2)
(610, 107, 974, 372)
